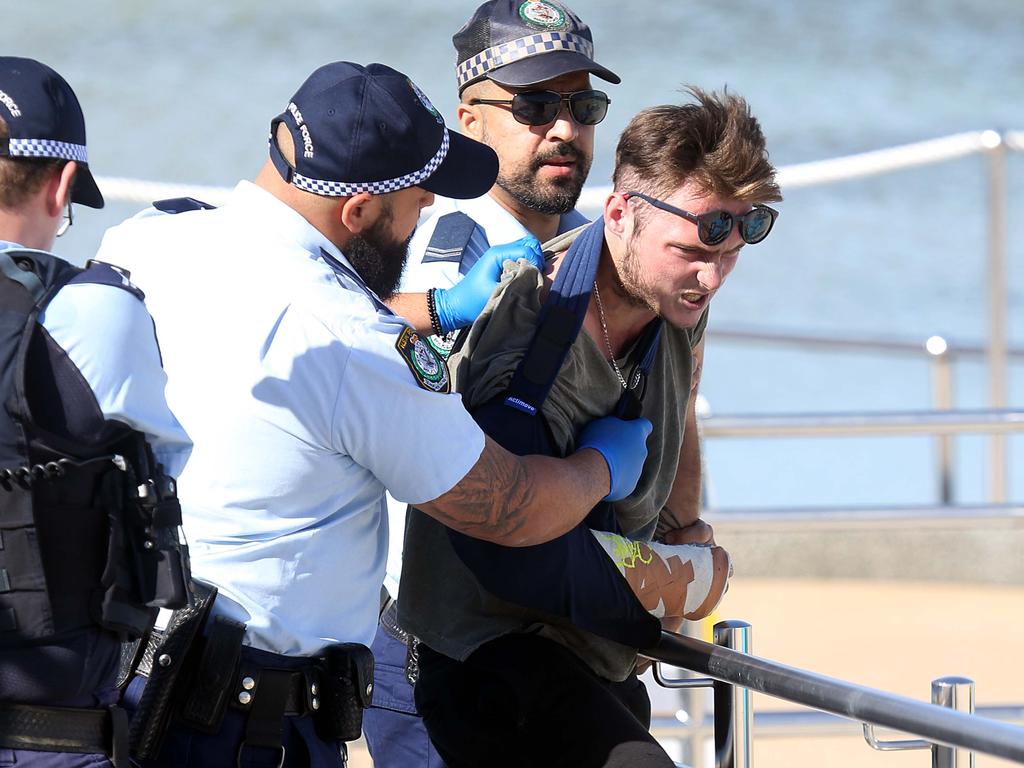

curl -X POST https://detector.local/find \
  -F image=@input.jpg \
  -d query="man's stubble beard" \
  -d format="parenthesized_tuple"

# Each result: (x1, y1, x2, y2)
(613, 226, 659, 315)
(344, 203, 413, 301)
(487, 131, 592, 215)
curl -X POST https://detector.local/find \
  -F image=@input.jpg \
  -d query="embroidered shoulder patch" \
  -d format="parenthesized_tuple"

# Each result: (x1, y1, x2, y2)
(396, 326, 451, 393)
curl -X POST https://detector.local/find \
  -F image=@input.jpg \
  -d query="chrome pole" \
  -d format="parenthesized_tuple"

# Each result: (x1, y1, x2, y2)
(984, 130, 1008, 503)
(714, 621, 753, 768)
(933, 677, 976, 768)
(927, 336, 955, 504)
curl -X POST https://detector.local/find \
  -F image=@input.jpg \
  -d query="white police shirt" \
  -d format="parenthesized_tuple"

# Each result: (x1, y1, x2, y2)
(0, 240, 190, 477)
(94, 182, 486, 657)
(383, 195, 587, 598)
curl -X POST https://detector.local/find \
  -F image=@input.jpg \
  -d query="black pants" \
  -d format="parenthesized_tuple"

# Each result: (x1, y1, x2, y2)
(414, 634, 674, 768)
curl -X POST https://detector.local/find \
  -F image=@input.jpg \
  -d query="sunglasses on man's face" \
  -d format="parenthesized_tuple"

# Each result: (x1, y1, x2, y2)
(468, 89, 610, 127)
(624, 191, 778, 246)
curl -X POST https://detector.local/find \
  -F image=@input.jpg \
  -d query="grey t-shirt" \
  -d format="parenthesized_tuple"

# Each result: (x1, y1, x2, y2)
(400, 226, 707, 680)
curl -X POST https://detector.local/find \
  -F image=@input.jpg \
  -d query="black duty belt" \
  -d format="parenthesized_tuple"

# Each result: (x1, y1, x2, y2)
(0, 701, 128, 767)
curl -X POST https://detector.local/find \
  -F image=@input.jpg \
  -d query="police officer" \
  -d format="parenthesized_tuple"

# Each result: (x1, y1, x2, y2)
(367, 2, 620, 764)
(93, 61, 652, 767)
(0, 57, 191, 766)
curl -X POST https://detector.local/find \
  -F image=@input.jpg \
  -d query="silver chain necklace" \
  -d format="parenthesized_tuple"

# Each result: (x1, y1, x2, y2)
(592, 280, 628, 389)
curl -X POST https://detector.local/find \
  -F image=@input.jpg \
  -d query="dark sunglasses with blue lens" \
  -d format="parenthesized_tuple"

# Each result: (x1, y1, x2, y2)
(468, 89, 610, 127)
(624, 191, 778, 246)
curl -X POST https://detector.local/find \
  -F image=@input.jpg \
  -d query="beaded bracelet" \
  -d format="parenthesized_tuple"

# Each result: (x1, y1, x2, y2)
(426, 287, 444, 337)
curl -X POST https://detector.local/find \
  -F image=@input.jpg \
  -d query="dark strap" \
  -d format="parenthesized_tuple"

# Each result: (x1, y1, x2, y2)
(502, 217, 605, 417)
(151, 197, 216, 214)
(238, 668, 294, 765)
(421, 212, 478, 267)
(0, 702, 129, 767)
(179, 615, 246, 730)
(69, 260, 145, 301)
(0, 249, 46, 303)
(317, 248, 394, 316)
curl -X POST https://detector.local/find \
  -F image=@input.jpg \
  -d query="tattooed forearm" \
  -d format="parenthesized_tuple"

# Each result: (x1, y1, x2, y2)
(419, 436, 606, 547)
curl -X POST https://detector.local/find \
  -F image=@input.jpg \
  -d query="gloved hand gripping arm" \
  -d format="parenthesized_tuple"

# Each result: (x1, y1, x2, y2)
(432, 236, 544, 333)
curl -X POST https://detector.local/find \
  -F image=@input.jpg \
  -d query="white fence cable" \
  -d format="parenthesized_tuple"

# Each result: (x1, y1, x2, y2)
(96, 129, 1023, 208)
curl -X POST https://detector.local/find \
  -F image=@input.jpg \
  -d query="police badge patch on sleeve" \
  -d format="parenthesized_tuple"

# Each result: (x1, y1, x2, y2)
(396, 326, 451, 393)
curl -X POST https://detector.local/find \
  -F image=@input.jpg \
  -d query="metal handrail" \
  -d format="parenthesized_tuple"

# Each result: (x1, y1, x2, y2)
(94, 128, 1024, 210)
(701, 408, 1024, 438)
(706, 503, 1024, 531)
(646, 629, 1024, 762)
(704, 326, 1024, 361)
(649, 704, 1024, 740)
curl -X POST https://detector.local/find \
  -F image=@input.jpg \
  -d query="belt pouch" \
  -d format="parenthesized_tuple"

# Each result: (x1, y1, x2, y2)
(178, 615, 245, 732)
(128, 581, 217, 759)
(314, 643, 375, 742)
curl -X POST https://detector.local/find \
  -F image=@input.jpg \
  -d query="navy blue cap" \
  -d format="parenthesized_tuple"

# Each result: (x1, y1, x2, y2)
(0, 57, 103, 208)
(269, 61, 498, 200)
(454, 0, 620, 92)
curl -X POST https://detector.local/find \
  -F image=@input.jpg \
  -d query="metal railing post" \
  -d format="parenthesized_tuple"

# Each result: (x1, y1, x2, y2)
(983, 130, 1008, 503)
(933, 677, 976, 768)
(927, 336, 956, 504)
(713, 621, 753, 768)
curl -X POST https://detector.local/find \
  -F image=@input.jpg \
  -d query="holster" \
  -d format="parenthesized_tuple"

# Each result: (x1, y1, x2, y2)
(314, 643, 375, 742)
(127, 580, 220, 759)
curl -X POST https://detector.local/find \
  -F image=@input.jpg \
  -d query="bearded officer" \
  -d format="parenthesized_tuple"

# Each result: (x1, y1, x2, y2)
(93, 61, 652, 766)
(367, 3, 622, 765)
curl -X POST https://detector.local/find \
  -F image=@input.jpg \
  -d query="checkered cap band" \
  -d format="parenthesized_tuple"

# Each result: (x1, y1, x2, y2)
(7, 138, 88, 163)
(456, 31, 594, 88)
(289, 128, 450, 197)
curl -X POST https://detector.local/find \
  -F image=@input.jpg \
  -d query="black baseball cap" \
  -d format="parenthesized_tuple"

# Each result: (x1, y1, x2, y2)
(454, 0, 620, 92)
(0, 57, 103, 208)
(269, 61, 498, 200)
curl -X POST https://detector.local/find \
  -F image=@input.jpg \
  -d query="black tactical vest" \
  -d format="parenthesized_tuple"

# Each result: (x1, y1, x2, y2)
(0, 247, 189, 646)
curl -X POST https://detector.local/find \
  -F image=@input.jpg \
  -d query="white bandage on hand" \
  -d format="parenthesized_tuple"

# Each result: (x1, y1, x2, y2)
(590, 530, 731, 620)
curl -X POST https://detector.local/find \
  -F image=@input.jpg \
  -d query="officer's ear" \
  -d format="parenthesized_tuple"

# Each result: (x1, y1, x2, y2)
(45, 161, 77, 219)
(457, 86, 485, 141)
(339, 192, 377, 235)
(457, 104, 483, 141)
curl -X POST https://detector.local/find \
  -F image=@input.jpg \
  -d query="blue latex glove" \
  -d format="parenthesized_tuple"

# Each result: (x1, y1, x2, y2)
(433, 236, 544, 333)
(577, 416, 654, 502)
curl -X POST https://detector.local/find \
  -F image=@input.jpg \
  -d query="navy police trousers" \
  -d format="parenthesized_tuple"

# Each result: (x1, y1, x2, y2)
(362, 618, 445, 768)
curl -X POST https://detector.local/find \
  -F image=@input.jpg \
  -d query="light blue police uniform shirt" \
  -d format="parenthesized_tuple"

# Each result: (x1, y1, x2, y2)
(383, 195, 587, 598)
(94, 182, 486, 657)
(0, 240, 190, 478)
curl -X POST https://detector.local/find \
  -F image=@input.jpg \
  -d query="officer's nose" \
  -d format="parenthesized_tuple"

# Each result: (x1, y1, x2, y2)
(545, 105, 579, 144)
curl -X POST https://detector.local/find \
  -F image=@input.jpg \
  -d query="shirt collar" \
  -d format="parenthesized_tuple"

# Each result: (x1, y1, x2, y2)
(225, 181, 350, 268)
(225, 182, 393, 314)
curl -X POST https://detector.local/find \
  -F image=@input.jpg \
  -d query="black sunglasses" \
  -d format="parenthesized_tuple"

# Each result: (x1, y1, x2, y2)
(468, 89, 610, 127)
(624, 191, 778, 246)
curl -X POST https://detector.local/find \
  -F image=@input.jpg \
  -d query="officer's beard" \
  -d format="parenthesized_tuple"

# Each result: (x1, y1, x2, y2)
(495, 142, 591, 215)
(345, 206, 413, 302)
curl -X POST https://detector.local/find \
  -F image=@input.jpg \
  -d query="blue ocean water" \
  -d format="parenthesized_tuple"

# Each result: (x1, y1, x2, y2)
(7, 0, 1022, 506)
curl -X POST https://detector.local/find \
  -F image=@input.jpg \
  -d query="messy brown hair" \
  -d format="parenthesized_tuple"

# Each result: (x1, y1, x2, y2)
(0, 117, 64, 208)
(613, 87, 781, 207)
